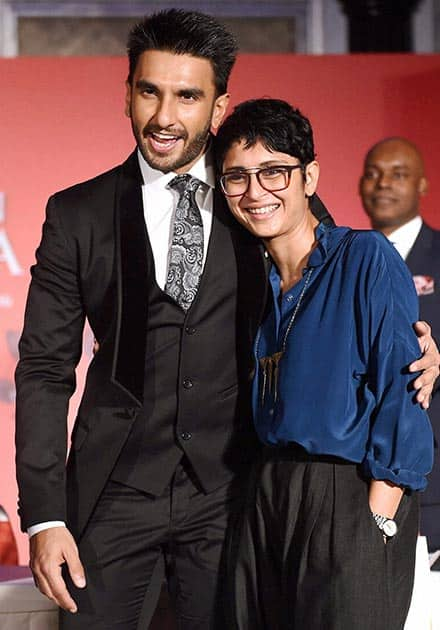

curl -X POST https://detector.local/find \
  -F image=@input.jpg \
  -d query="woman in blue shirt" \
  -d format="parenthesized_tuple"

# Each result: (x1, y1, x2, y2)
(215, 99, 434, 630)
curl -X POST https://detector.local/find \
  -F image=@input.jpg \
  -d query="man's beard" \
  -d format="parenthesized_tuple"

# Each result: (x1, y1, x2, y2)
(133, 120, 212, 173)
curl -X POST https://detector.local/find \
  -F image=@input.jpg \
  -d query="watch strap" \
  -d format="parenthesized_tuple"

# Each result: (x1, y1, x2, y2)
(372, 512, 397, 538)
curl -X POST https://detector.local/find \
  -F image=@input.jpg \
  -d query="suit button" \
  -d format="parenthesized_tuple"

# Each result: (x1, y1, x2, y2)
(185, 326, 197, 335)
(183, 378, 193, 389)
(181, 431, 192, 441)
(116, 409, 136, 420)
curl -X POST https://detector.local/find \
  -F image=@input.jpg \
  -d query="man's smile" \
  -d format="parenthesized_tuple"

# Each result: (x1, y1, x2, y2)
(145, 130, 184, 154)
(370, 194, 398, 206)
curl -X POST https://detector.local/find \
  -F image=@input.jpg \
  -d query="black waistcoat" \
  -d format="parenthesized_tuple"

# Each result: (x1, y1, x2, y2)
(112, 192, 264, 495)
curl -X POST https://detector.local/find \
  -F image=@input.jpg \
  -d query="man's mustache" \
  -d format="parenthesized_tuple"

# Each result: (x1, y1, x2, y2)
(142, 124, 188, 140)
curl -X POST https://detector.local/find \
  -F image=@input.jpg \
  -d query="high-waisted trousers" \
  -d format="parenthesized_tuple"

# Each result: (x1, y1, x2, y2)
(228, 444, 418, 630)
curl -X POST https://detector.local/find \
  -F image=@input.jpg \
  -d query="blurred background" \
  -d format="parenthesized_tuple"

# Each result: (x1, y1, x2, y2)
(0, 0, 438, 56)
(1, 0, 440, 565)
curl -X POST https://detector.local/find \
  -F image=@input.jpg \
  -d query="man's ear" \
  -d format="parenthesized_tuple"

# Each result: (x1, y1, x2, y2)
(211, 93, 230, 132)
(304, 161, 320, 197)
(418, 176, 428, 196)
(124, 81, 131, 118)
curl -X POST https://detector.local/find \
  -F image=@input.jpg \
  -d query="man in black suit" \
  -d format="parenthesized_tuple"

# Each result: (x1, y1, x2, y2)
(15, 12, 439, 629)
(360, 136, 440, 553)
(15, 11, 267, 629)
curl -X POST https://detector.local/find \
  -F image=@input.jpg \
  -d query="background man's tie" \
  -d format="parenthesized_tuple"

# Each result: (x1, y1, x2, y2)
(165, 174, 204, 311)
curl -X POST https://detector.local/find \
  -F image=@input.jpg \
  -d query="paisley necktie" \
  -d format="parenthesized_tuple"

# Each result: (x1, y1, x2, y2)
(165, 174, 204, 311)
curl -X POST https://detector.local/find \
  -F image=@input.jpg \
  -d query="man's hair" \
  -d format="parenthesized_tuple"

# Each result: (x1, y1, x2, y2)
(215, 98, 316, 170)
(127, 9, 238, 95)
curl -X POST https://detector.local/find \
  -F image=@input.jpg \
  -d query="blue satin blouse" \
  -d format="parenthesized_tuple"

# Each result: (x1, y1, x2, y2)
(253, 222, 433, 490)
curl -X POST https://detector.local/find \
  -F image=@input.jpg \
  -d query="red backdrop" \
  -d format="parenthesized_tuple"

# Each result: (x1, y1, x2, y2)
(1, 54, 440, 562)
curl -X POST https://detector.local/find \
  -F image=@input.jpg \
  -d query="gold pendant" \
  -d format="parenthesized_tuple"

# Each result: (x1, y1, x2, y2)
(259, 356, 269, 405)
(272, 351, 283, 402)
(259, 351, 284, 404)
(256, 268, 313, 409)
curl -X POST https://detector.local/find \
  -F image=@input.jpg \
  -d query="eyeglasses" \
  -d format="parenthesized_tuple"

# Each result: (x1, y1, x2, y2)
(219, 164, 304, 197)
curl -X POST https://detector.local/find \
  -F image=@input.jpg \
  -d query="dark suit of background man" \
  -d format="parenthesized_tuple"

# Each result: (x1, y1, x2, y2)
(360, 137, 440, 554)
(14, 11, 439, 630)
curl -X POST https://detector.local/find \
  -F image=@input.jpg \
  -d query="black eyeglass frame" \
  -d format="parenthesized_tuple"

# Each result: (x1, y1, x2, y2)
(219, 164, 305, 197)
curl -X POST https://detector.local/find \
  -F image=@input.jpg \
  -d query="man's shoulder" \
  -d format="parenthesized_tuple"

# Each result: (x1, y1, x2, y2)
(54, 164, 121, 199)
(49, 151, 138, 207)
(420, 221, 440, 241)
(411, 222, 440, 261)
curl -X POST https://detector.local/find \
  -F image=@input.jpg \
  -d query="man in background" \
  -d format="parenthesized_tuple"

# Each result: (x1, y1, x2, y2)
(360, 137, 440, 554)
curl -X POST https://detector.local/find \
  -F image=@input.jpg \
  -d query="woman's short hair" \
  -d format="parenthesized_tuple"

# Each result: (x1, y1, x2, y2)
(215, 98, 315, 169)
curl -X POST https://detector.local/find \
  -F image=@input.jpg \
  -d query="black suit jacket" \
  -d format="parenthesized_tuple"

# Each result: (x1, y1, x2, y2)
(15, 151, 267, 538)
(406, 222, 440, 508)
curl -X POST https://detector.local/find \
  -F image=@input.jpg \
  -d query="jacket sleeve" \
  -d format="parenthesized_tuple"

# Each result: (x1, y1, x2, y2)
(360, 235, 433, 490)
(15, 194, 85, 530)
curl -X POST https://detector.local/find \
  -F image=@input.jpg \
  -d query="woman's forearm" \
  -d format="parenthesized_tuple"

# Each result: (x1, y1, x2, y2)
(369, 479, 404, 518)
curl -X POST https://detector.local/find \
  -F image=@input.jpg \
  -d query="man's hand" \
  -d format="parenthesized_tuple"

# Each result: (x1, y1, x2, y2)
(410, 321, 440, 409)
(30, 526, 86, 613)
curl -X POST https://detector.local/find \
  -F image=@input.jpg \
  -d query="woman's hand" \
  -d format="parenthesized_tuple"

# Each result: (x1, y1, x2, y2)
(369, 479, 404, 520)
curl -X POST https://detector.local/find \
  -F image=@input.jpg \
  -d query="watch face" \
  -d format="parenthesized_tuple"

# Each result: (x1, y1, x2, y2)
(383, 519, 398, 537)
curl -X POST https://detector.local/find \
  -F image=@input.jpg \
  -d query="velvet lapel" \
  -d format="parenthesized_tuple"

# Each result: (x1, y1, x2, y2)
(110, 162, 268, 405)
(212, 189, 269, 344)
(111, 151, 150, 405)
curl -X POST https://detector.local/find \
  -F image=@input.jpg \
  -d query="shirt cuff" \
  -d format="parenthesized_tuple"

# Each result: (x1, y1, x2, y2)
(27, 521, 66, 538)
(363, 458, 428, 491)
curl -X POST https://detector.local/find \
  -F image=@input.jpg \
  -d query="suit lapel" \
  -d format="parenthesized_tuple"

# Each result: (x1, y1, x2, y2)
(405, 223, 434, 272)
(212, 190, 268, 342)
(110, 157, 268, 405)
(112, 151, 150, 405)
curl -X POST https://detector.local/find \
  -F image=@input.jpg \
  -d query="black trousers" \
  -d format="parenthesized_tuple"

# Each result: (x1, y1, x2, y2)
(229, 445, 419, 630)
(60, 461, 242, 629)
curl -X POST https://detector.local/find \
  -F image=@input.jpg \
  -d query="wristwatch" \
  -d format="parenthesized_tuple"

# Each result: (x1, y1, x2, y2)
(372, 512, 398, 538)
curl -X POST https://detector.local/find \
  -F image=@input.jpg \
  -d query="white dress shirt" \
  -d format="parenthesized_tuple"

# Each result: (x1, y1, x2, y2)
(139, 148, 215, 288)
(28, 148, 215, 538)
(386, 215, 423, 261)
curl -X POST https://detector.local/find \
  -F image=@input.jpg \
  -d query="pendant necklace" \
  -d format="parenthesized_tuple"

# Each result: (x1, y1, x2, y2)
(257, 267, 313, 405)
